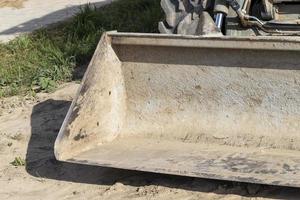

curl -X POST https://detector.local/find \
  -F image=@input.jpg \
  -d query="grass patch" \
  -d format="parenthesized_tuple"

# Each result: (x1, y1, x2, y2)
(0, 0, 163, 97)
(11, 156, 26, 166)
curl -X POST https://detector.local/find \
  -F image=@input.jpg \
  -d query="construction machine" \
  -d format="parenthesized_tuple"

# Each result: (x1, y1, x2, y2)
(55, 0, 300, 187)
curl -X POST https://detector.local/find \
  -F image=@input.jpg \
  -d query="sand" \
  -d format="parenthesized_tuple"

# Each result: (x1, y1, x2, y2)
(0, 0, 27, 9)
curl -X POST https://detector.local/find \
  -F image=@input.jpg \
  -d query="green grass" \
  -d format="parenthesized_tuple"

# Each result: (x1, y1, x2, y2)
(11, 156, 26, 166)
(0, 0, 163, 97)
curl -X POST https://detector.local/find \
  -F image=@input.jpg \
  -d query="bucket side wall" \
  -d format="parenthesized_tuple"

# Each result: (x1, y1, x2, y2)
(55, 34, 126, 160)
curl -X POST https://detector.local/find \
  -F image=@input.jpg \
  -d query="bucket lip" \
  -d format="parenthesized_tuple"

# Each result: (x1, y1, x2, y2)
(62, 138, 300, 188)
(107, 31, 300, 51)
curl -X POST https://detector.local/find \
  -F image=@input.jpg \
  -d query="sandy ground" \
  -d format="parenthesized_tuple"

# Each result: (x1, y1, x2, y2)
(0, 82, 299, 199)
(0, 0, 111, 42)
(0, 0, 28, 8)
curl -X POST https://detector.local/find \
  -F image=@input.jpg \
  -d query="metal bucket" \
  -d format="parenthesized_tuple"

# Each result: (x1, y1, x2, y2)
(55, 32, 300, 187)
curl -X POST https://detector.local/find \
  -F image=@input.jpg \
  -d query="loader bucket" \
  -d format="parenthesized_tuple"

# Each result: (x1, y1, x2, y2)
(55, 32, 300, 187)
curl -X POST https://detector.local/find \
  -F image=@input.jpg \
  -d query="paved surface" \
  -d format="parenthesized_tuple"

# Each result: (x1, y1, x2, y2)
(0, 0, 111, 42)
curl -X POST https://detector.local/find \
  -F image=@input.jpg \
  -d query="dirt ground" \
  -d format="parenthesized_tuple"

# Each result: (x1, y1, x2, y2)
(0, 0, 27, 9)
(0, 82, 299, 200)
